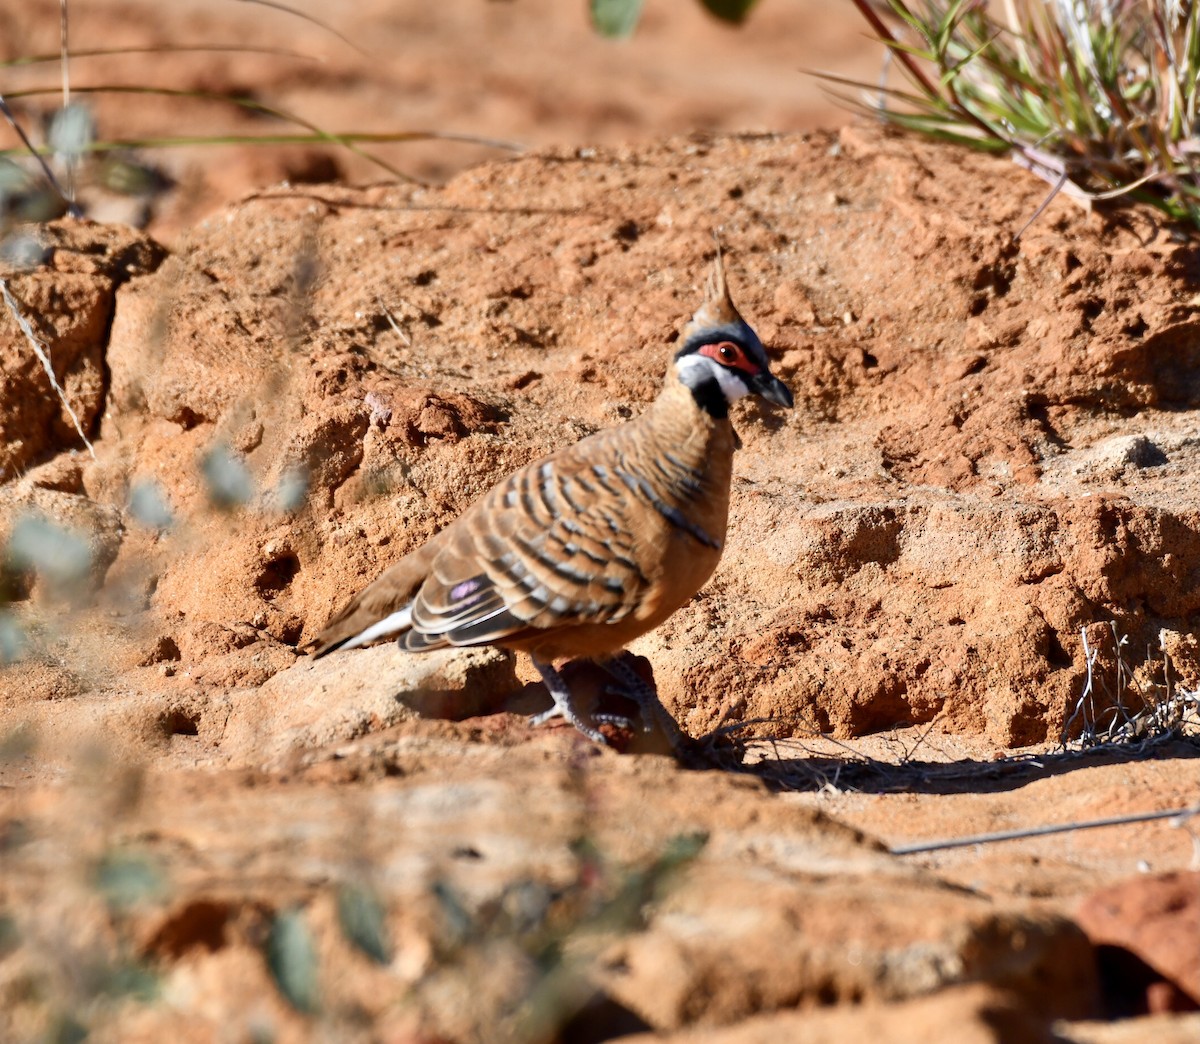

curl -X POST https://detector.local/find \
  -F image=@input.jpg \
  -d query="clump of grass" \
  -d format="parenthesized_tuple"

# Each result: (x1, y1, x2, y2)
(1062, 620, 1200, 749)
(838, 1, 1200, 227)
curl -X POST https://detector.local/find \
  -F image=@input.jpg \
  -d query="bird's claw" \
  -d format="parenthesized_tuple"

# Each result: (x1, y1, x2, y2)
(601, 684, 655, 731)
(527, 706, 558, 729)
(591, 710, 638, 731)
(601, 659, 685, 748)
(527, 705, 608, 745)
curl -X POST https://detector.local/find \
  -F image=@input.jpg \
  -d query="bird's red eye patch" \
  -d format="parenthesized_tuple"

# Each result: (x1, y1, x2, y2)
(699, 341, 758, 375)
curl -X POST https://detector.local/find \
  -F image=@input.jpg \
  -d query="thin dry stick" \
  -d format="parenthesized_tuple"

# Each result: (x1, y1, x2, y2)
(891, 806, 1194, 856)
(58, 0, 78, 205)
(59, 0, 70, 106)
(897, 714, 942, 766)
(377, 297, 412, 346)
(1062, 623, 1100, 743)
(236, 0, 368, 58)
(1173, 803, 1200, 827)
(0, 277, 96, 460)
(1013, 169, 1070, 241)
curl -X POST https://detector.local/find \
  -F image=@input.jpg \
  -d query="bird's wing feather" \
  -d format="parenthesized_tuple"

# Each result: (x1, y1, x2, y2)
(409, 434, 653, 648)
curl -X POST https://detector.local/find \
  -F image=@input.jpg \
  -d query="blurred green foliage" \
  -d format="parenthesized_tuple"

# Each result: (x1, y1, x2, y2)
(266, 908, 321, 1015)
(590, 0, 759, 38)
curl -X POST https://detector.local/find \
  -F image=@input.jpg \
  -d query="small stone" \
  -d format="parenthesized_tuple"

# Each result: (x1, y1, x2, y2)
(1095, 435, 1167, 470)
(139, 635, 182, 667)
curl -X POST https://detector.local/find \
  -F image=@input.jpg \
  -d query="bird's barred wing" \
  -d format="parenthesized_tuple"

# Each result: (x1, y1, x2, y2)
(405, 449, 652, 649)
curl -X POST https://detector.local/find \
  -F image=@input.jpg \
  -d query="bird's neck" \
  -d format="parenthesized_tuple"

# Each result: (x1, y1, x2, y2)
(638, 371, 738, 477)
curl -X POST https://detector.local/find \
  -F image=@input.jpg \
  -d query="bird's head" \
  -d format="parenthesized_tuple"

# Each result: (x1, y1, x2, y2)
(672, 251, 793, 420)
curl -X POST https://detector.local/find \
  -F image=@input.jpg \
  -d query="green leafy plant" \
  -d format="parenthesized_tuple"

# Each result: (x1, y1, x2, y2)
(590, 0, 759, 38)
(232, 832, 710, 1037)
(0, 837, 169, 1037)
(509, 831, 708, 1043)
(835, 1, 1200, 227)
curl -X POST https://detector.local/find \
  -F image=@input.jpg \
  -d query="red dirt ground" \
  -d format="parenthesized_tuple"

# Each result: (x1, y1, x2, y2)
(1, 2, 1198, 1041)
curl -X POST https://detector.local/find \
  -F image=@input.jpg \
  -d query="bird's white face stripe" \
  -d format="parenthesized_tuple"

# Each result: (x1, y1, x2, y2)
(338, 605, 412, 651)
(675, 353, 751, 403)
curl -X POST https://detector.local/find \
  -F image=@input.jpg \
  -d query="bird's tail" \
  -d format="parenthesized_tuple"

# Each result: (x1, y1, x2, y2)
(309, 603, 414, 658)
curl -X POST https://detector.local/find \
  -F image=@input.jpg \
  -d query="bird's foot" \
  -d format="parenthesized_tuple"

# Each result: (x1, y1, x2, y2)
(526, 704, 608, 745)
(527, 705, 559, 729)
(529, 704, 635, 735)
(602, 655, 685, 748)
(530, 659, 610, 745)
(601, 684, 655, 732)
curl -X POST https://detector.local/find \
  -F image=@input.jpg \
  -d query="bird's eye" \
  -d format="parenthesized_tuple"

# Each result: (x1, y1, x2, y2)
(698, 340, 756, 374)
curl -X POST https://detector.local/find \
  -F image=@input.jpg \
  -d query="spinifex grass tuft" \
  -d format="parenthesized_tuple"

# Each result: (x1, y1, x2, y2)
(837, 1, 1200, 228)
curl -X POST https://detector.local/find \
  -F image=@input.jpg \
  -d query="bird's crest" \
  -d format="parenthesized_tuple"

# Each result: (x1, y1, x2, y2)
(681, 235, 748, 343)
(706, 233, 730, 306)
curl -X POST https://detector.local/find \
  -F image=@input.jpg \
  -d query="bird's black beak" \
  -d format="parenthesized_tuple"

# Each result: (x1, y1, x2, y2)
(749, 370, 794, 409)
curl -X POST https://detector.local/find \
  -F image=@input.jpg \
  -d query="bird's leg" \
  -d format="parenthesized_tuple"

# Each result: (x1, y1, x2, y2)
(602, 655, 685, 746)
(529, 657, 609, 745)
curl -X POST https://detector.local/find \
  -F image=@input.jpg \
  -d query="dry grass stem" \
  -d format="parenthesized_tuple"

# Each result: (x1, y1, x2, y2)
(0, 276, 96, 460)
(890, 805, 1196, 856)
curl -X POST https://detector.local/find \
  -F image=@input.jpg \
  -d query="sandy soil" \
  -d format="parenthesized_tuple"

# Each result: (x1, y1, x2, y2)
(1, 1, 1199, 1040)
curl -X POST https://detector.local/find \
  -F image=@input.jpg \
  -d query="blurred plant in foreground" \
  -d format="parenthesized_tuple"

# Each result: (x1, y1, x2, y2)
(590, 0, 759, 37)
(261, 832, 709, 1041)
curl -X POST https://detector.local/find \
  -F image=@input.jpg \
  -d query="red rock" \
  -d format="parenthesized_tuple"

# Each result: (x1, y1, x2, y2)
(1076, 871, 1200, 1013)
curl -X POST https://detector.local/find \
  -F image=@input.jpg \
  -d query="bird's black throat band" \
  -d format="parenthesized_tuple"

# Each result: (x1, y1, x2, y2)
(689, 376, 729, 419)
